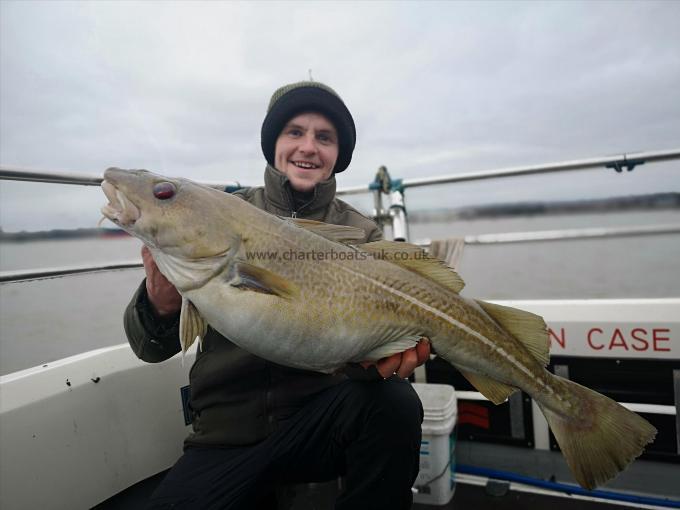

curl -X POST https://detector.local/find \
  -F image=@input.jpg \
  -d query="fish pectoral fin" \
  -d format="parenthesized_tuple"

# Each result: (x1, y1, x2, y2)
(180, 297, 208, 355)
(287, 218, 366, 244)
(459, 369, 518, 405)
(230, 262, 299, 299)
(358, 335, 422, 362)
(475, 300, 550, 366)
(153, 247, 233, 292)
(358, 240, 465, 293)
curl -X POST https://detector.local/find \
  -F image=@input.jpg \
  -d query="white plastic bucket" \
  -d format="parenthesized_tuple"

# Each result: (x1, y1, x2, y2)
(411, 382, 457, 506)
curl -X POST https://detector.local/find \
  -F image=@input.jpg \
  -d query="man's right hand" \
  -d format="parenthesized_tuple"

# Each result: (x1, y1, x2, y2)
(142, 246, 182, 317)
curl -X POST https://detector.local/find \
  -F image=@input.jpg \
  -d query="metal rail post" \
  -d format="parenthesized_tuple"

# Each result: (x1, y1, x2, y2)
(674, 370, 680, 454)
(388, 179, 410, 243)
(370, 166, 390, 228)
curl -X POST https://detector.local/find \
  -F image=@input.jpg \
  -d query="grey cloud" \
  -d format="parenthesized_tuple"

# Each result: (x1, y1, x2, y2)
(1, 1, 679, 232)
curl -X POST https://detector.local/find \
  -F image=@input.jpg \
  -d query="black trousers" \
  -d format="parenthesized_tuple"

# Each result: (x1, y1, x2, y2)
(147, 377, 423, 510)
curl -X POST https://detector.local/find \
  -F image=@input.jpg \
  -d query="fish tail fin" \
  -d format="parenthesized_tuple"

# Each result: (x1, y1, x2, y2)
(537, 377, 656, 490)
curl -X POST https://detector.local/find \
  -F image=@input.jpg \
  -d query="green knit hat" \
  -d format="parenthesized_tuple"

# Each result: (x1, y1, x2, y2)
(261, 81, 356, 173)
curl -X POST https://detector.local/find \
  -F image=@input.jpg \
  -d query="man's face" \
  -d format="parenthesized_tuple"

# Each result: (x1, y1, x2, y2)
(274, 112, 339, 192)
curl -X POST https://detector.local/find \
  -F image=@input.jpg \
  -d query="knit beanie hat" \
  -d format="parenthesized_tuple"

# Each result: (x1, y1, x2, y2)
(261, 81, 356, 173)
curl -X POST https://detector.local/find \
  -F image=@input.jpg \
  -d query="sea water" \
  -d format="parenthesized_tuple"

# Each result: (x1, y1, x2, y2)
(1, 211, 679, 375)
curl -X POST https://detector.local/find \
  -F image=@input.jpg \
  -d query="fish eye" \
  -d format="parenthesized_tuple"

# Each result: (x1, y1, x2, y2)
(153, 182, 176, 200)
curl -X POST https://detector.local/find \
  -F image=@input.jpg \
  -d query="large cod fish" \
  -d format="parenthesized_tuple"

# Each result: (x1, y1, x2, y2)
(101, 167, 656, 490)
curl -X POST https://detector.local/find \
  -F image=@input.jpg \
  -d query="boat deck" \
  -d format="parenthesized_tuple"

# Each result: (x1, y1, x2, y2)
(414, 483, 649, 510)
(94, 471, 651, 510)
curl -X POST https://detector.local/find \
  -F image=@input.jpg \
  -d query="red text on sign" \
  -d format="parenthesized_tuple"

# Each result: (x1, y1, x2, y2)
(586, 327, 671, 352)
(549, 328, 566, 349)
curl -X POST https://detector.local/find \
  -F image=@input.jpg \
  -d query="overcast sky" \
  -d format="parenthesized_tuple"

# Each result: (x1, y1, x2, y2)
(1, 0, 679, 232)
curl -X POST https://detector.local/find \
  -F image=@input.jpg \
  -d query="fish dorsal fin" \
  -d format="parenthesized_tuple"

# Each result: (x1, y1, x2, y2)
(475, 300, 550, 366)
(179, 297, 208, 358)
(458, 369, 518, 405)
(230, 261, 299, 300)
(358, 240, 465, 293)
(288, 218, 366, 244)
(429, 238, 465, 270)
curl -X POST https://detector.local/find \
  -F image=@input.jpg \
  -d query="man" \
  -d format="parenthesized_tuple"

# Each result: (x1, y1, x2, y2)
(124, 81, 430, 509)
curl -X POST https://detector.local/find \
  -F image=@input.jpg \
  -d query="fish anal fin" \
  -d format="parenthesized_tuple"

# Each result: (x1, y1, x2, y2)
(288, 218, 366, 244)
(475, 300, 550, 367)
(231, 262, 299, 300)
(180, 297, 208, 356)
(358, 240, 465, 293)
(459, 369, 517, 405)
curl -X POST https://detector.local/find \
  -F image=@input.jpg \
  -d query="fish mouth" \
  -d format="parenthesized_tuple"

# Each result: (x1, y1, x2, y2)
(100, 180, 141, 227)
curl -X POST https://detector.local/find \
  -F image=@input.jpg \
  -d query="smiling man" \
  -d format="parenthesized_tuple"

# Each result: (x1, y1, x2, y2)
(125, 81, 429, 509)
(274, 112, 338, 192)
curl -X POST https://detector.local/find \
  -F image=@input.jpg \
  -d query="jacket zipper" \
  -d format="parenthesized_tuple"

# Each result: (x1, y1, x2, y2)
(284, 185, 297, 218)
(285, 183, 315, 219)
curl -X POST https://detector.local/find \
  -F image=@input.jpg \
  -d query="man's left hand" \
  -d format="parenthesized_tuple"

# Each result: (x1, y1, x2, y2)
(360, 338, 431, 379)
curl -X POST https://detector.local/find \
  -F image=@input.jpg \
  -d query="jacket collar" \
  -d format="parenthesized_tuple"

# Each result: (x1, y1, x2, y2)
(263, 165, 337, 217)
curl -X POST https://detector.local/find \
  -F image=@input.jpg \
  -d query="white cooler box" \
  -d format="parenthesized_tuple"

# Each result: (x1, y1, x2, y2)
(411, 382, 458, 506)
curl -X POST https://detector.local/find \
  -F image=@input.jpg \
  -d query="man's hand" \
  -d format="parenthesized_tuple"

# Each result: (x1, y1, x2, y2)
(142, 246, 182, 317)
(361, 338, 431, 379)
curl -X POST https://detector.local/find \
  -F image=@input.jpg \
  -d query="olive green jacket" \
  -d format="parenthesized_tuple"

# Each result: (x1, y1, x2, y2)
(124, 166, 382, 447)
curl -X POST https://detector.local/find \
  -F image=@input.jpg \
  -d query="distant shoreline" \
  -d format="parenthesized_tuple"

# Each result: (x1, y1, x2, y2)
(0, 228, 130, 242)
(1, 193, 678, 240)
(409, 192, 680, 223)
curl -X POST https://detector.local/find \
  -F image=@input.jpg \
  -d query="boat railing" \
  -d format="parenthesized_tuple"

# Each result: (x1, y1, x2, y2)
(4, 223, 680, 284)
(336, 148, 680, 194)
(0, 165, 238, 189)
(2, 146, 680, 278)
(1, 149, 679, 455)
(456, 390, 676, 417)
(0, 260, 143, 283)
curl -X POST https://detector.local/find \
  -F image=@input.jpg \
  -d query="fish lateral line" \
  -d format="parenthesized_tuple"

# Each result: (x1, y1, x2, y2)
(334, 261, 551, 393)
